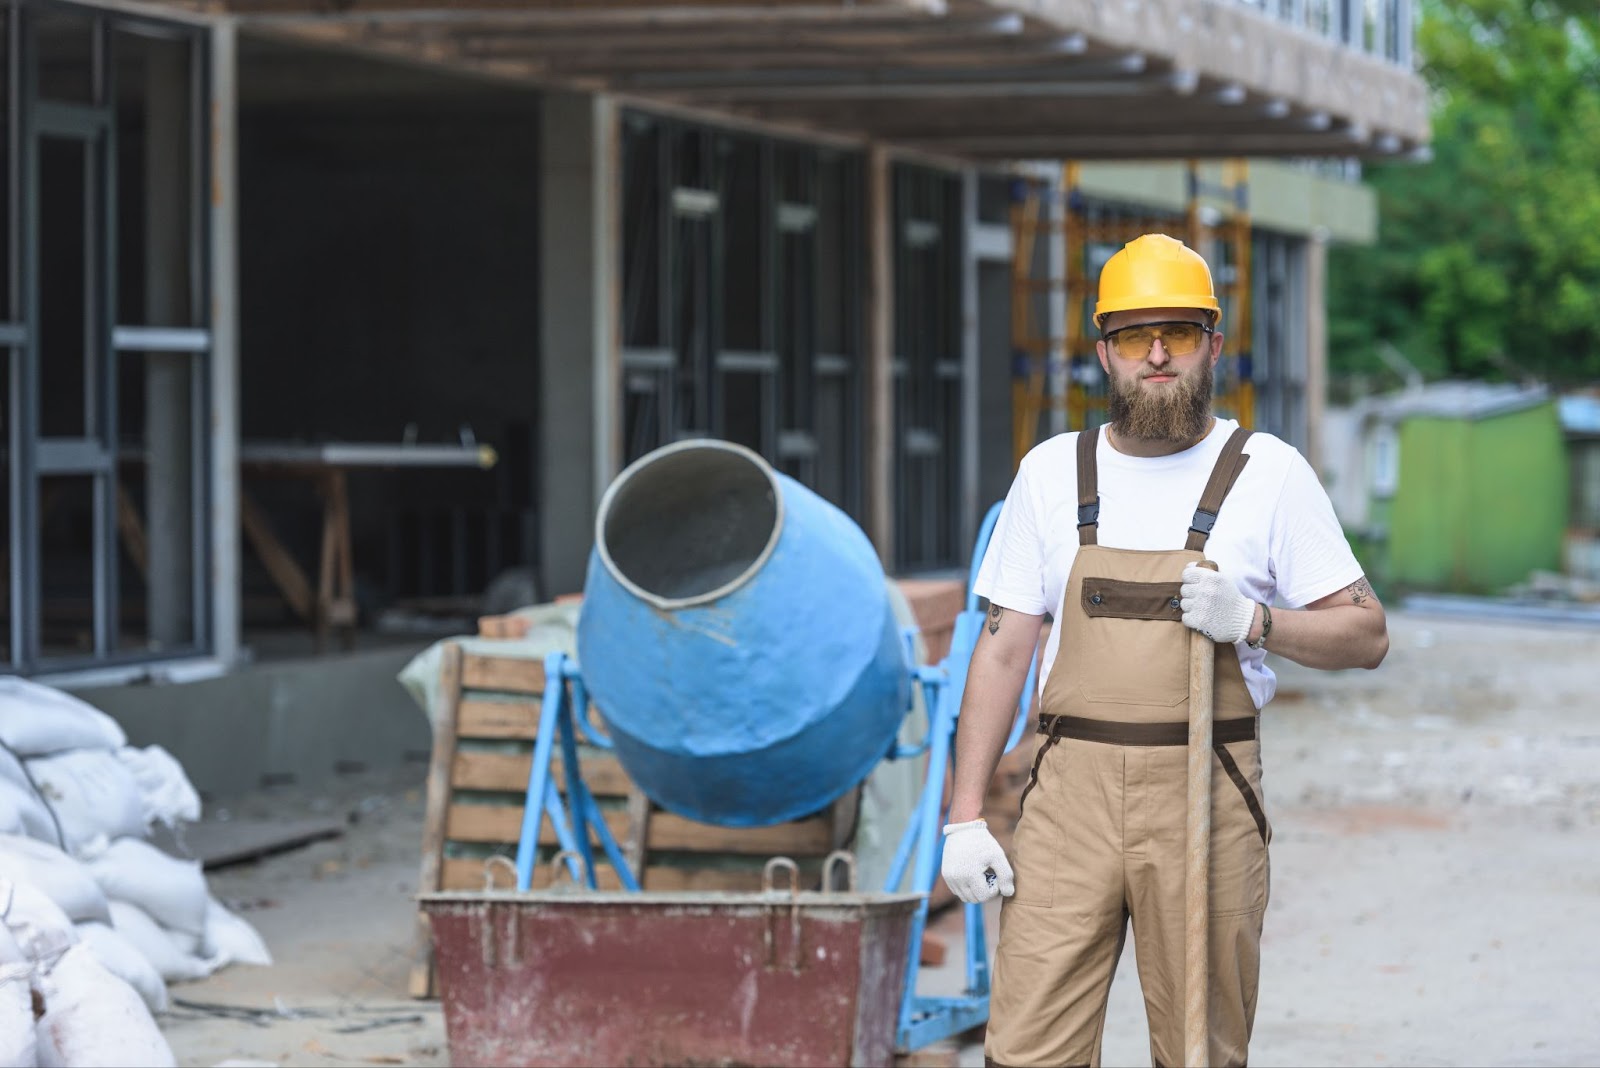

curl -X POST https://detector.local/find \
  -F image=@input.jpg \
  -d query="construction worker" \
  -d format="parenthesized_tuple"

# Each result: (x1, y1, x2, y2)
(942, 233, 1388, 1067)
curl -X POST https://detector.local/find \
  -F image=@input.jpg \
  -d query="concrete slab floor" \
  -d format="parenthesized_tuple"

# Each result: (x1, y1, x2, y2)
(160, 768, 447, 1068)
(160, 610, 1600, 1067)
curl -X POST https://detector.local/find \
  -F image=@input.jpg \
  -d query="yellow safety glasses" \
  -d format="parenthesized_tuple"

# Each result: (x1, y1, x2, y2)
(1101, 320, 1214, 360)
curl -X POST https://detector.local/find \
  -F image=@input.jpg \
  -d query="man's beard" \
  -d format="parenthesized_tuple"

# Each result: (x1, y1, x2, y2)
(1106, 359, 1214, 444)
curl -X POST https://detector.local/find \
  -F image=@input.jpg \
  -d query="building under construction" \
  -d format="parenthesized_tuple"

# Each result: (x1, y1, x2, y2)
(0, 0, 1426, 781)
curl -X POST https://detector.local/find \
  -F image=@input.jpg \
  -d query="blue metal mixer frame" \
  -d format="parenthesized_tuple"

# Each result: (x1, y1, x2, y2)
(511, 500, 1035, 1054)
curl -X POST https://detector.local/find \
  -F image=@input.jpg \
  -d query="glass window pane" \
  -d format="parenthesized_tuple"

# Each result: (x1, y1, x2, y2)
(779, 230, 814, 433)
(0, 9, 11, 323)
(40, 134, 91, 438)
(621, 116, 663, 348)
(720, 370, 767, 456)
(32, 9, 98, 106)
(674, 216, 714, 433)
(814, 374, 851, 515)
(623, 370, 666, 465)
(116, 29, 196, 328)
(719, 135, 764, 353)
(39, 475, 97, 659)
(814, 154, 851, 359)
(0, 349, 10, 665)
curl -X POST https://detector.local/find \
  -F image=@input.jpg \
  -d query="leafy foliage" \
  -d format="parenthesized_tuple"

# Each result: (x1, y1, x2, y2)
(1329, 0, 1600, 384)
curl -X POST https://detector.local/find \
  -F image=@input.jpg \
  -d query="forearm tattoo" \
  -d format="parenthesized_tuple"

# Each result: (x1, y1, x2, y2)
(1346, 577, 1373, 605)
(988, 604, 1004, 635)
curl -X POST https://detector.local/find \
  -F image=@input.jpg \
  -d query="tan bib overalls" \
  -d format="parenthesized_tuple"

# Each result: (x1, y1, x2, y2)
(986, 427, 1271, 1068)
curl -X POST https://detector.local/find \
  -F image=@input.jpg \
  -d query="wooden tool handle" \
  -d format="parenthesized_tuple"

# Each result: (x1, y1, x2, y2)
(1185, 559, 1218, 1067)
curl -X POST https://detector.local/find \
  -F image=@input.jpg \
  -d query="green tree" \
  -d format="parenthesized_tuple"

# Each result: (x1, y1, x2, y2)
(1329, 0, 1600, 385)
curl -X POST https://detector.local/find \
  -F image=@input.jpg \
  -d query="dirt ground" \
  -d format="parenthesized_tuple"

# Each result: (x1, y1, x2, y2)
(161, 609, 1600, 1067)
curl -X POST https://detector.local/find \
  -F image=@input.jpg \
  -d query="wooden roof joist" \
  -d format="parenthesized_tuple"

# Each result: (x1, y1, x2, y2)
(213, 0, 1430, 161)
(450, 37, 1094, 70)
(729, 97, 1334, 140)
(933, 129, 1385, 160)
(620, 56, 1147, 94)
(229, 0, 946, 24)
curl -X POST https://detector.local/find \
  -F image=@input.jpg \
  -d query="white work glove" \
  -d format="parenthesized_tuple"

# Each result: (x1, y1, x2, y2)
(940, 819, 1014, 904)
(1179, 563, 1257, 645)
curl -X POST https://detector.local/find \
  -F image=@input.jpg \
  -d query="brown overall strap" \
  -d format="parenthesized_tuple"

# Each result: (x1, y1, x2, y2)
(1076, 427, 1100, 546)
(1183, 427, 1253, 552)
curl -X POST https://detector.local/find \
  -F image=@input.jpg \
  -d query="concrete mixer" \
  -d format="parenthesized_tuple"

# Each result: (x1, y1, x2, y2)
(421, 439, 1036, 1066)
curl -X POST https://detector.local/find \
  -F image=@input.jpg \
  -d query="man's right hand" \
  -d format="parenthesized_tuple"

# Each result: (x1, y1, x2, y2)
(940, 819, 1015, 904)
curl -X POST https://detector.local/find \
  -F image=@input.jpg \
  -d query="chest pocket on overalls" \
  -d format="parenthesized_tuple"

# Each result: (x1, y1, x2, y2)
(1076, 577, 1189, 708)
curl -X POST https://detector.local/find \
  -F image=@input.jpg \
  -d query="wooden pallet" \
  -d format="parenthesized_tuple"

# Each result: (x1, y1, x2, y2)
(410, 642, 859, 997)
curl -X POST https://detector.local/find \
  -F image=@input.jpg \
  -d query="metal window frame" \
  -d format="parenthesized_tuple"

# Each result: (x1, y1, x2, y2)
(1250, 230, 1310, 453)
(618, 109, 866, 520)
(6, 0, 212, 674)
(891, 160, 964, 572)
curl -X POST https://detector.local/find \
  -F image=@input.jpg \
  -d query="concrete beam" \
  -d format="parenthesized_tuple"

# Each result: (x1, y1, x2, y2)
(1306, 231, 1328, 475)
(865, 145, 895, 568)
(230, 0, 943, 22)
(239, 0, 1428, 159)
(1000, 0, 1429, 145)
(145, 39, 195, 649)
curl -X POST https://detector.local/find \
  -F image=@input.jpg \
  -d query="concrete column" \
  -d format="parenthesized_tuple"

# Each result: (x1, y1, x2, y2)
(1046, 163, 1068, 435)
(539, 91, 620, 596)
(958, 168, 980, 559)
(209, 21, 240, 666)
(864, 145, 894, 569)
(144, 37, 193, 649)
(1305, 231, 1328, 474)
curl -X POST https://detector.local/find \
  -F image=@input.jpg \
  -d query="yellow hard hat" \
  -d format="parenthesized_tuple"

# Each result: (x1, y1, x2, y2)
(1093, 234, 1221, 329)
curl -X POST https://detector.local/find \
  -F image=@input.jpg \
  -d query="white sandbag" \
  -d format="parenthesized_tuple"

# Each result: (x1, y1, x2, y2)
(32, 944, 174, 1068)
(0, 679, 125, 757)
(82, 837, 207, 938)
(0, 879, 77, 965)
(0, 744, 29, 790)
(0, 916, 23, 966)
(163, 924, 204, 958)
(0, 837, 109, 926)
(0, 963, 37, 1068)
(0, 746, 58, 845)
(75, 921, 167, 1015)
(22, 751, 146, 855)
(113, 745, 201, 829)
(203, 895, 271, 968)
(0, 778, 57, 844)
(105, 902, 213, 983)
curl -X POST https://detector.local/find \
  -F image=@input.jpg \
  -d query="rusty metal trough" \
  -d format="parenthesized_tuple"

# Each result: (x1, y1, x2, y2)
(421, 861, 921, 1068)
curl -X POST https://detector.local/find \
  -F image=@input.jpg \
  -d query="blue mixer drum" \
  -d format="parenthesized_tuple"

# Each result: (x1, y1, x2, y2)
(577, 439, 912, 827)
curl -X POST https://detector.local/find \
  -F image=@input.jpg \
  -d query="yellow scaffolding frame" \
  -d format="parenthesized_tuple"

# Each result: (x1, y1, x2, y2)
(1009, 161, 1255, 470)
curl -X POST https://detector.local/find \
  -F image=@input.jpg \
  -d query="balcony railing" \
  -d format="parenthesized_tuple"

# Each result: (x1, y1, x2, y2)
(1241, 0, 1413, 66)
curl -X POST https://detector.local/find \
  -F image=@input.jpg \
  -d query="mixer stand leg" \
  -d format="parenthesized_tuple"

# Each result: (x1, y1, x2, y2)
(891, 610, 994, 1053)
(514, 652, 640, 891)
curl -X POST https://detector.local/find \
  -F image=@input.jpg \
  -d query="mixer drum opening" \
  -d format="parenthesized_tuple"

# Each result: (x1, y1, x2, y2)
(596, 440, 783, 609)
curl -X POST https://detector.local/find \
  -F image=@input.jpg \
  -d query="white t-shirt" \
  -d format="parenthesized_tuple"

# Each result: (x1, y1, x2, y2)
(974, 419, 1364, 709)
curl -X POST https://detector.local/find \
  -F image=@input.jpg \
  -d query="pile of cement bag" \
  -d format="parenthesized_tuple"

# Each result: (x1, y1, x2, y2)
(0, 678, 272, 1067)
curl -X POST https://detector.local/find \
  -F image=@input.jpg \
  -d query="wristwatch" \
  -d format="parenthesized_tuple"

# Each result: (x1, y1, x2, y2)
(1246, 602, 1273, 650)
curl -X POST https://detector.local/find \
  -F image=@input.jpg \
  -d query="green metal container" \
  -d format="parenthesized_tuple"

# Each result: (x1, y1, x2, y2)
(1379, 392, 1567, 593)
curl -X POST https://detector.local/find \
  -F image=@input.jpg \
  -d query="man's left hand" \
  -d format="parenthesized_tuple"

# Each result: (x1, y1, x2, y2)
(1179, 563, 1257, 644)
